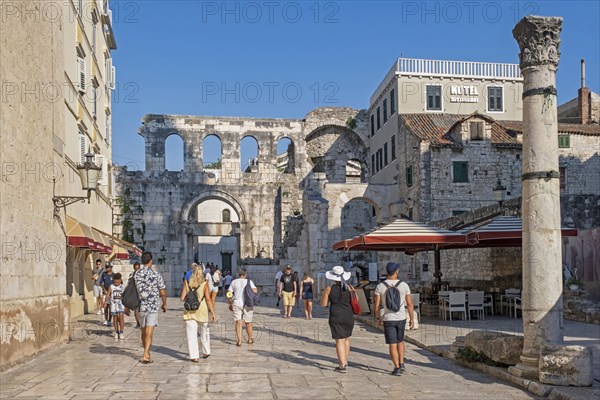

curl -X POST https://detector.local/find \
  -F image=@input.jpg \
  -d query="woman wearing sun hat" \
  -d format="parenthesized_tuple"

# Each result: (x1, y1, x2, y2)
(320, 265, 354, 373)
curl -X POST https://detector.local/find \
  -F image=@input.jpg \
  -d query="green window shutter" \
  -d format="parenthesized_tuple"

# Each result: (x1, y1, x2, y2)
(453, 162, 469, 183)
(406, 165, 413, 187)
(558, 134, 570, 148)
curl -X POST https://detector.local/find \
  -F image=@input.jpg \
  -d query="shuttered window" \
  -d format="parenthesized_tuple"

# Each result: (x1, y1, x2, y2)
(406, 165, 413, 187)
(391, 135, 396, 160)
(77, 57, 87, 93)
(383, 143, 388, 166)
(453, 161, 469, 183)
(95, 154, 108, 185)
(469, 121, 484, 140)
(558, 134, 570, 148)
(376, 107, 381, 130)
(426, 85, 442, 110)
(488, 87, 503, 112)
(79, 132, 87, 163)
(370, 114, 374, 136)
(390, 89, 396, 115)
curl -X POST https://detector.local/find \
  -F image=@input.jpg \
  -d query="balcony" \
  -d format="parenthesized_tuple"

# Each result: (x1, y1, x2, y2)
(395, 58, 522, 80)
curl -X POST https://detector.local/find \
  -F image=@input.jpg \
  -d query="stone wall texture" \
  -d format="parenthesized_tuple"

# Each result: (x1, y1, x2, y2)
(0, 9, 70, 369)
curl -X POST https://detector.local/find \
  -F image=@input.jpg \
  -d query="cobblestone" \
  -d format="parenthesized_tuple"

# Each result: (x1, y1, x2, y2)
(1, 297, 541, 399)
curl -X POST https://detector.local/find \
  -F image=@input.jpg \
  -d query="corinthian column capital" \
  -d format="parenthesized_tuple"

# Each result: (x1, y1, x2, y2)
(513, 16, 563, 70)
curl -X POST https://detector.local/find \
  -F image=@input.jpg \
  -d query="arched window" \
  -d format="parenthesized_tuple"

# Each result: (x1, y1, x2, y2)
(276, 137, 294, 174)
(203, 134, 222, 169)
(240, 136, 259, 172)
(165, 134, 184, 171)
(222, 209, 231, 223)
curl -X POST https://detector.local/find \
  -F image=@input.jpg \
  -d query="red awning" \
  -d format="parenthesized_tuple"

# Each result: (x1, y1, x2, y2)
(333, 218, 467, 252)
(66, 216, 96, 249)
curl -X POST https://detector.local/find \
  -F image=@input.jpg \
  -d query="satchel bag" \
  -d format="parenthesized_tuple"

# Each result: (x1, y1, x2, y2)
(122, 272, 140, 310)
(348, 285, 361, 315)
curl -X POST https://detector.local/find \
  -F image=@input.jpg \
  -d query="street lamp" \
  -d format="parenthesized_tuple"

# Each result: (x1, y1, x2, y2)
(53, 153, 102, 217)
(493, 179, 506, 206)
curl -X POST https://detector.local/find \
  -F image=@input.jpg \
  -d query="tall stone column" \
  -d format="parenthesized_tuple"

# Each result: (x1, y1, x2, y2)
(510, 16, 563, 379)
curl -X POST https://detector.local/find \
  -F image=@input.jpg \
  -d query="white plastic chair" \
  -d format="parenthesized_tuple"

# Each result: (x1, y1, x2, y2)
(410, 293, 421, 321)
(438, 291, 451, 319)
(514, 296, 522, 319)
(467, 291, 484, 320)
(444, 292, 467, 321)
(501, 288, 520, 316)
(483, 293, 494, 315)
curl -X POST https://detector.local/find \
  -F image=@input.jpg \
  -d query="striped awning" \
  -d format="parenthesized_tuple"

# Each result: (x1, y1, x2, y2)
(92, 228, 143, 258)
(90, 228, 112, 254)
(110, 244, 130, 260)
(333, 218, 467, 252)
(66, 216, 96, 249)
(464, 216, 577, 245)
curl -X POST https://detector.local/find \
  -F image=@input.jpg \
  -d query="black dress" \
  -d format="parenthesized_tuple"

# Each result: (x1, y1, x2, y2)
(328, 284, 354, 339)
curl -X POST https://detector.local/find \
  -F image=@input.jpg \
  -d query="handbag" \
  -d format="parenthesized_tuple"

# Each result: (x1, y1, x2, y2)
(348, 285, 361, 315)
(122, 271, 140, 310)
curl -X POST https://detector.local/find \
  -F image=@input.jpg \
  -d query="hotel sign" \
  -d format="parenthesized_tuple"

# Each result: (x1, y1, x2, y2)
(450, 85, 479, 103)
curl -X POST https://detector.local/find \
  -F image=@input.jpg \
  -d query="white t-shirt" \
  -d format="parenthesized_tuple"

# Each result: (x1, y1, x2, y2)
(228, 278, 257, 307)
(374, 280, 411, 321)
(275, 271, 283, 283)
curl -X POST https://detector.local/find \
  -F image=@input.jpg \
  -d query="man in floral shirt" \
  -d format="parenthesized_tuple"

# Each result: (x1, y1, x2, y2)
(134, 251, 167, 363)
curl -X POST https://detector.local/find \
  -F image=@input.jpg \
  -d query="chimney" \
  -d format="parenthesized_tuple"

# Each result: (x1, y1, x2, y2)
(578, 59, 591, 124)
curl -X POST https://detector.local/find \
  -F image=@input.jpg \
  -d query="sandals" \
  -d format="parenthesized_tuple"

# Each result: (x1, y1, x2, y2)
(140, 358, 153, 364)
(202, 354, 210, 359)
(247, 339, 254, 345)
(236, 341, 242, 347)
(191, 358, 199, 363)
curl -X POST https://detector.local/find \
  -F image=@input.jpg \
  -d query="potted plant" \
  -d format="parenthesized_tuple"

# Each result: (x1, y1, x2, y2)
(565, 276, 583, 291)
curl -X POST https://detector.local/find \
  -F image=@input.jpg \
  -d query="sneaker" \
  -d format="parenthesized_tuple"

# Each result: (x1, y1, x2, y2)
(96, 310, 102, 315)
(392, 367, 402, 376)
(119, 333, 124, 340)
(399, 364, 406, 373)
(114, 332, 118, 340)
(103, 321, 111, 326)
(135, 323, 141, 329)
(334, 366, 347, 373)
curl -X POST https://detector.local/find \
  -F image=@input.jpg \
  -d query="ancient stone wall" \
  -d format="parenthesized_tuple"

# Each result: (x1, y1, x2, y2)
(559, 134, 600, 195)
(115, 108, 386, 294)
(0, 8, 70, 369)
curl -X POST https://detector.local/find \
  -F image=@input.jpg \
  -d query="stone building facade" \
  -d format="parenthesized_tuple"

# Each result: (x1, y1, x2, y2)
(1, 0, 119, 369)
(115, 108, 398, 295)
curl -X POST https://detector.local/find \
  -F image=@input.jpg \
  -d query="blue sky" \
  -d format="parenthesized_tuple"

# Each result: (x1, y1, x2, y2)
(110, 0, 600, 170)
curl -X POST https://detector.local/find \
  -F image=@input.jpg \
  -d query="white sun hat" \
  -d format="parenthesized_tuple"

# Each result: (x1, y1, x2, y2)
(325, 266, 351, 282)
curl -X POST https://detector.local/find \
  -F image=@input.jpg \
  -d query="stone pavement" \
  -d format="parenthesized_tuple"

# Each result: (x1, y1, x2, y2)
(0, 297, 540, 400)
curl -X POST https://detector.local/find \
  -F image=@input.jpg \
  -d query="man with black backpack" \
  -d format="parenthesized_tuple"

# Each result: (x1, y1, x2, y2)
(373, 262, 414, 376)
(227, 268, 257, 347)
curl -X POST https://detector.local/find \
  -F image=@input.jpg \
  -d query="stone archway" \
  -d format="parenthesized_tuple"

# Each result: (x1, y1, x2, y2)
(180, 189, 248, 273)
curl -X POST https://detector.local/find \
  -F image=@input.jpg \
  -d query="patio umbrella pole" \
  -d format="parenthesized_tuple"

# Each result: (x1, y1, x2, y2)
(434, 245, 441, 284)
(510, 16, 564, 380)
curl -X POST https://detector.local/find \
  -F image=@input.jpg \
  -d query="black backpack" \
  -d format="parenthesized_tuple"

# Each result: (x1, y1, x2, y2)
(122, 272, 140, 310)
(243, 278, 260, 307)
(184, 285, 201, 311)
(383, 281, 403, 312)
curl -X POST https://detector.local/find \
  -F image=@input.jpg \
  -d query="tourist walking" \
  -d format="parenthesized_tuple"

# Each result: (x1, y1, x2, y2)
(134, 251, 167, 364)
(227, 268, 257, 346)
(373, 262, 414, 376)
(128, 262, 142, 329)
(321, 266, 354, 373)
(293, 271, 301, 307)
(103, 273, 125, 340)
(301, 272, 315, 319)
(279, 266, 296, 318)
(92, 259, 104, 315)
(180, 263, 215, 362)
(207, 264, 221, 305)
(223, 271, 233, 293)
(274, 266, 285, 307)
(100, 263, 114, 326)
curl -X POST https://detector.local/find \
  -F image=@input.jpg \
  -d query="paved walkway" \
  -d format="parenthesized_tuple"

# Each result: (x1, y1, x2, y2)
(1, 297, 541, 399)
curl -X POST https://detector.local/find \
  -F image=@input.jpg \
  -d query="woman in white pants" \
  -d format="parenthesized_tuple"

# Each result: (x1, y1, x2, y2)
(180, 264, 215, 362)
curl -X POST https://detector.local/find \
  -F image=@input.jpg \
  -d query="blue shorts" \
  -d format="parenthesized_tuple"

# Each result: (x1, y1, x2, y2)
(302, 292, 313, 300)
(383, 320, 406, 344)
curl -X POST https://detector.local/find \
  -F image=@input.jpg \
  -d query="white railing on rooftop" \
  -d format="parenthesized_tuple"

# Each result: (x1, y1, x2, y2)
(396, 58, 522, 79)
